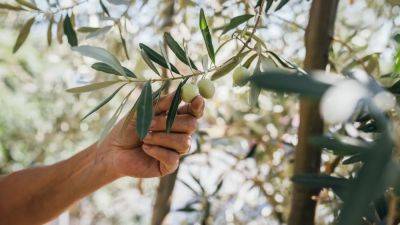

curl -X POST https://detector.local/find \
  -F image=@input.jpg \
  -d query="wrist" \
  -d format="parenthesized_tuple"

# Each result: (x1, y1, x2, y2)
(86, 143, 122, 182)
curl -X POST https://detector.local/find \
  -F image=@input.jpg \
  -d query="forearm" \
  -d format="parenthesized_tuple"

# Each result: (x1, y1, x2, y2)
(0, 144, 119, 225)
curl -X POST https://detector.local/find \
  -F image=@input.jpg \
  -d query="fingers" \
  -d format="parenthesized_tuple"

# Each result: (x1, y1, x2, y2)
(153, 93, 175, 115)
(142, 144, 179, 176)
(177, 95, 205, 118)
(150, 114, 197, 133)
(143, 132, 191, 155)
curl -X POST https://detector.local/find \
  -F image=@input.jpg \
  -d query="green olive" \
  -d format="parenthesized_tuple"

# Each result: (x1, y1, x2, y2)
(197, 79, 215, 99)
(181, 83, 199, 103)
(233, 66, 251, 87)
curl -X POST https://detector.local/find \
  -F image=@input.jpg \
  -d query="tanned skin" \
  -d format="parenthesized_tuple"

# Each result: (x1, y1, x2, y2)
(0, 93, 205, 225)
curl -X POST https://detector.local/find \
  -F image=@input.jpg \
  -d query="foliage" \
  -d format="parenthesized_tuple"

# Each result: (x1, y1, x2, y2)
(1, 0, 400, 224)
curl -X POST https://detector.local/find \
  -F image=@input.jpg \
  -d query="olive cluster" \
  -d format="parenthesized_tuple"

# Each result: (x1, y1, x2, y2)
(181, 66, 251, 102)
(181, 79, 215, 103)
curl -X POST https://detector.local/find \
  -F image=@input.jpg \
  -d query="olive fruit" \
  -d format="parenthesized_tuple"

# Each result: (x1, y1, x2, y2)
(181, 83, 199, 103)
(197, 79, 215, 99)
(233, 66, 251, 87)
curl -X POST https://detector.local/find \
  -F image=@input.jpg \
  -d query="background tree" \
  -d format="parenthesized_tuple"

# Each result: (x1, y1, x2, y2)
(1, 0, 400, 225)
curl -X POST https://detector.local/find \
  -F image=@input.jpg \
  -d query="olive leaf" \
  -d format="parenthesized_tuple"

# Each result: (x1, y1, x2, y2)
(72, 45, 126, 77)
(16, 0, 38, 10)
(0, 3, 24, 10)
(210, 50, 250, 81)
(211, 57, 240, 81)
(265, 0, 274, 13)
(136, 81, 153, 140)
(91, 62, 136, 78)
(86, 25, 112, 39)
(57, 15, 64, 44)
(139, 43, 180, 74)
(13, 17, 35, 53)
(100, 0, 110, 16)
(199, 9, 215, 64)
(81, 83, 127, 121)
(166, 77, 190, 133)
(164, 32, 198, 70)
(140, 49, 160, 76)
(66, 80, 122, 93)
(221, 14, 254, 35)
(275, 0, 290, 11)
(47, 15, 54, 46)
(159, 41, 173, 74)
(77, 27, 101, 33)
(243, 53, 258, 68)
(250, 70, 330, 98)
(98, 88, 134, 144)
(63, 14, 78, 47)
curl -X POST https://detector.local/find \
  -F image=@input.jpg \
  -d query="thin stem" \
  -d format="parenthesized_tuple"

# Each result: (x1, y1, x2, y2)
(237, 0, 264, 55)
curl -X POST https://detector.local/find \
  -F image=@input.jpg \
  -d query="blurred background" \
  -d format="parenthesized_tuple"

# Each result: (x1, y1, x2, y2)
(0, 0, 399, 224)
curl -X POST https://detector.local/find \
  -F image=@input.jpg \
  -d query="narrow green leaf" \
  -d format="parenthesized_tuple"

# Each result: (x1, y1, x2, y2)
(164, 32, 198, 70)
(265, 0, 274, 13)
(199, 9, 215, 64)
(81, 83, 127, 120)
(77, 27, 101, 33)
(211, 57, 241, 81)
(166, 77, 190, 133)
(13, 17, 35, 53)
(140, 48, 160, 76)
(57, 15, 64, 44)
(249, 82, 261, 107)
(47, 15, 54, 46)
(86, 26, 112, 39)
(98, 89, 134, 144)
(275, 0, 290, 11)
(100, 0, 110, 16)
(0, 3, 24, 10)
(63, 14, 78, 47)
(91, 62, 136, 78)
(250, 70, 330, 98)
(139, 43, 180, 74)
(309, 136, 370, 156)
(243, 53, 258, 69)
(221, 14, 254, 35)
(136, 81, 153, 140)
(66, 80, 121, 93)
(16, 0, 38, 10)
(72, 45, 126, 77)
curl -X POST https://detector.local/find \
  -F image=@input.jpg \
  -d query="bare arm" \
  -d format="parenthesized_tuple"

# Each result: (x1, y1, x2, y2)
(0, 144, 116, 225)
(0, 94, 204, 225)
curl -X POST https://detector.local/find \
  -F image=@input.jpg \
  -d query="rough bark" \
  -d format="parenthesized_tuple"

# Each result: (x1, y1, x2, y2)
(287, 1, 339, 225)
(150, 170, 179, 225)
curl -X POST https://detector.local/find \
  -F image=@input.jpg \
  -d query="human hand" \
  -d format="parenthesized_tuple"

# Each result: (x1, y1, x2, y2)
(97, 93, 204, 178)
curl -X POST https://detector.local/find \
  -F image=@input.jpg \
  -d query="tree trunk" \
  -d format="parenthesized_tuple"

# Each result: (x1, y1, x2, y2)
(150, 2, 177, 225)
(287, 1, 339, 225)
(151, 170, 179, 225)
